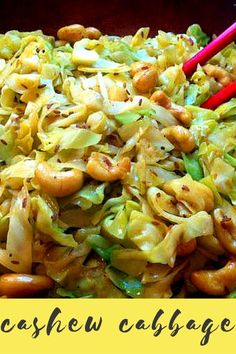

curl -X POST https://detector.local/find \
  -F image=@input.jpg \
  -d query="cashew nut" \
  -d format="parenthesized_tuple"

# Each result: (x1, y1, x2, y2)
(133, 67, 158, 93)
(86, 152, 131, 182)
(0, 274, 54, 297)
(35, 161, 84, 197)
(170, 104, 193, 126)
(130, 61, 158, 93)
(191, 259, 236, 295)
(162, 125, 196, 153)
(83, 27, 102, 40)
(163, 174, 214, 213)
(57, 24, 102, 43)
(130, 62, 153, 77)
(151, 90, 192, 126)
(203, 64, 233, 87)
(57, 24, 85, 42)
(150, 90, 171, 108)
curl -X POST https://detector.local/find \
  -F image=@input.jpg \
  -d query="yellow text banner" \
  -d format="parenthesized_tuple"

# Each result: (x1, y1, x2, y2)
(0, 299, 235, 354)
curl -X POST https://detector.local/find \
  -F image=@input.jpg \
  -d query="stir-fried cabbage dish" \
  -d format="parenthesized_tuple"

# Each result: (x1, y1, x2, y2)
(0, 23, 236, 298)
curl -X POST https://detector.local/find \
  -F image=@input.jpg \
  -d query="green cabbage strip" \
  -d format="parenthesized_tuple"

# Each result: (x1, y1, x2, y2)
(187, 24, 210, 47)
(86, 234, 121, 261)
(115, 109, 155, 125)
(106, 265, 143, 298)
(182, 152, 204, 181)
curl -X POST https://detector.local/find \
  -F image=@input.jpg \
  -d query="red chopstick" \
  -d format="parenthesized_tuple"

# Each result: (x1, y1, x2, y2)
(183, 22, 236, 76)
(201, 81, 236, 110)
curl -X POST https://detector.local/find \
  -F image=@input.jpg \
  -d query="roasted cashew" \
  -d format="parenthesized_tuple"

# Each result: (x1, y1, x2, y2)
(130, 61, 158, 93)
(86, 152, 131, 182)
(130, 62, 153, 77)
(203, 64, 233, 87)
(35, 161, 84, 197)
(170, 104, 193, 126)
(133, 67, 158, 93)
(150, 90, 171, 108)
(57, 24, 101, 43)
(214, 208, 236, 255)
(151, 90, 192, 126)
(0, 274, 54, 297)
(57, 24, 85, 42)
(191, 259, 236, 295)
(162, 125, 196, 153)
(163, 175, 214, 213)
(83, 27, 102, 40)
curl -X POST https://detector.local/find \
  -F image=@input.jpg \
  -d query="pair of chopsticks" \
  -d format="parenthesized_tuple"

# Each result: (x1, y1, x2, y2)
(182, 22, 236, 110)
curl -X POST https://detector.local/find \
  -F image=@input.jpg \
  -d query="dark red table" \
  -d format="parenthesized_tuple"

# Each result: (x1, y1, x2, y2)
(0, 0, 235, 37)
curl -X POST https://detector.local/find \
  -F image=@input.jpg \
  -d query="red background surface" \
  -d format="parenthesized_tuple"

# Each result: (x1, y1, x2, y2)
(0, 0, 235, 37)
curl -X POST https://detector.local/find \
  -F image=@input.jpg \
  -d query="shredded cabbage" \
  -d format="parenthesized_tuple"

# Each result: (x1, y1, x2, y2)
(0, 23, 235, 298)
